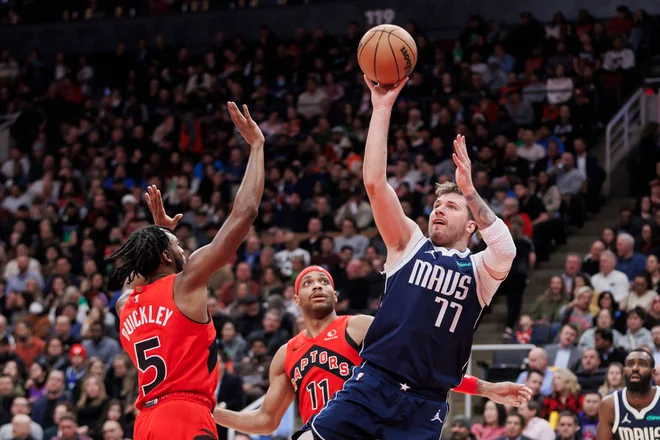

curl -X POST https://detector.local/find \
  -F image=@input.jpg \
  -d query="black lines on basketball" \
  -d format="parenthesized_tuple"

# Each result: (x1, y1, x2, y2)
(387, 31, 400, 84)
(373, 30, 385, 85)
(358, 29, 378, 68)
(390, 32, 417, 67)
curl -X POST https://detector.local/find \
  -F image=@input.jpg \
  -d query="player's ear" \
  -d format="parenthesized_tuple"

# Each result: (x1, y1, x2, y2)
(466, 220, 477, 235)
(293, 294, 301, 307)
(333, 290, 338, 304)
(161, 250, 173, 264)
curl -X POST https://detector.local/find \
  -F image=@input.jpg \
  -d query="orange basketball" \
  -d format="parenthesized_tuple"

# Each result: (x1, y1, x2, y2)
(357, 24, 417, 85)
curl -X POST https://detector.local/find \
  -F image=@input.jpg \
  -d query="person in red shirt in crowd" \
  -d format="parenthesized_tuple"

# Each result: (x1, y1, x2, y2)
(213, 266, 532, 435)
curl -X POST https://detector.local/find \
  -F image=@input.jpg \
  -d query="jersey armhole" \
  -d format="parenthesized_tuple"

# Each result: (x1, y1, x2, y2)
(383, 227, 426, 277)
(613, 392, 620, 433)
(172, 273, 211, 325)
(345, 327, 361, 352)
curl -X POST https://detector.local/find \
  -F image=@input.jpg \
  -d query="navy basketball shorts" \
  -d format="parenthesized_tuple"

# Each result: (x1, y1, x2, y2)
(297, 363, 450, 440)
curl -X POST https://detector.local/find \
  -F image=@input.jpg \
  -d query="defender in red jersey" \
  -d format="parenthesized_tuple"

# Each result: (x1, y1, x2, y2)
(112, 103, 265, 440)
(213, 267, 532, 435)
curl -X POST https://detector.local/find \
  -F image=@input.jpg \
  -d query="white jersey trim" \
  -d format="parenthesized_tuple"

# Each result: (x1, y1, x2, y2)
(622, 386, 660, 419)
(383, 227, 427, 277)
(613, 393, 620, 433)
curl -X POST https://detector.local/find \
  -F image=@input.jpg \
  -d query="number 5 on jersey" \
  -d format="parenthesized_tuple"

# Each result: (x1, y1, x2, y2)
(135, 337, 167, 395)
(435, 297, 463, 333)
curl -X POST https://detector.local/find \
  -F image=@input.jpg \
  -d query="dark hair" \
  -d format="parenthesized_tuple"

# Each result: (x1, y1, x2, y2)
(487, 401, 507, 427)
(627, 348, 655, 368)
(595, 327, 614, 344)
(507, 412, 524, 427)
(558, 411, 578, 424)
(434, 182, 474, 221)
(107, 225, 174, 284)
(59, 412, 78, 424)
(597, 291, 619, 311)
(628, 307, 647, 322)
(527, 368, 544, 379)
(527, 399, 542, 416)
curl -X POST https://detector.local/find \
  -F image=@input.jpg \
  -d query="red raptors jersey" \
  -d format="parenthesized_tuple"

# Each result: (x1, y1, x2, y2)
(284, 315, 362, 424)
(119, 275, 218, 411)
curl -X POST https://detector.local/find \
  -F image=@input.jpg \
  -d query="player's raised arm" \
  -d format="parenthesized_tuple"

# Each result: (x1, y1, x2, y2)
(178, 102, 265, 291)
(362, 76, 418, 255)
(596, 395, 615, 440)
(213, 345, 295, 434)
(453, 135, 515, 281)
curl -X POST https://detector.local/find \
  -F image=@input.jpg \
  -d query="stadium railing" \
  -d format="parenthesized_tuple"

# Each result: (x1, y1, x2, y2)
(462, 343, 536, 420)
(604, 88, 646, 194)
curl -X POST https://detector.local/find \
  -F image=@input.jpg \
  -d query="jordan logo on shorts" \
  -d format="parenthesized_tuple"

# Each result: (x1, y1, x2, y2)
(431, 409, 443, 422)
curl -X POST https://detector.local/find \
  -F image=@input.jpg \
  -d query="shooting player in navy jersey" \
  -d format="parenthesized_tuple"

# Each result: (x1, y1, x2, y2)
(597, 349, 660, 440)
(298, 77, 517, 440)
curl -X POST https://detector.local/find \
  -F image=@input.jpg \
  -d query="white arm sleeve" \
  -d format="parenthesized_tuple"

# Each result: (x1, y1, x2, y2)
(471, 218, 516, 307)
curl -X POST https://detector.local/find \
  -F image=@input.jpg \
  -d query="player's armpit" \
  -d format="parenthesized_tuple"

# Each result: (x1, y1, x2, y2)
(213, 345, 294, 435)
(346, 315, 373, 347)
(596, 395, 615, 440)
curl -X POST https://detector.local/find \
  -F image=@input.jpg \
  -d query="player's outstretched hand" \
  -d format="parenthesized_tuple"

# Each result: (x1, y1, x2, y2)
(228, 102, 265, 148)
(145, 184, 183, 230)
(364, 75, 409, 110)
(452, 134, 474, 194)
(481, 381, 532, 407)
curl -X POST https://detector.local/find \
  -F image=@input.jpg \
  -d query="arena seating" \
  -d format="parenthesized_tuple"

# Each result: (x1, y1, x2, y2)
(0, 4, 657, 440)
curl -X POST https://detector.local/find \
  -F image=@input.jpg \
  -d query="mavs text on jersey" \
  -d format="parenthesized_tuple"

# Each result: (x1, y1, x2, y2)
(613, 386, 660, 440)
(361, 227, 505, 391)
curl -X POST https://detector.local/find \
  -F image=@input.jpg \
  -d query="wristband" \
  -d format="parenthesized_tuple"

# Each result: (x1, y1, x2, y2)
(453, 374, 479, 395)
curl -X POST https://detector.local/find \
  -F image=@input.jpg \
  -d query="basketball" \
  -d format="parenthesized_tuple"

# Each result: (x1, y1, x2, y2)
(357, 24, 417, 85)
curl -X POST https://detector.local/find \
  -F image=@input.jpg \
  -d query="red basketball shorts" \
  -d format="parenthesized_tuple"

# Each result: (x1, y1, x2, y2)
(134, 398, 217, 440)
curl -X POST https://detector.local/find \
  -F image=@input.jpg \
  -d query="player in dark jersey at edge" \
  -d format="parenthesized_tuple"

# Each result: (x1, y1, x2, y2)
(112, 103, 265, 440)
(597, 349, 660, 440)
(212, 265, 532, 435)
(291, 77, 518, 440)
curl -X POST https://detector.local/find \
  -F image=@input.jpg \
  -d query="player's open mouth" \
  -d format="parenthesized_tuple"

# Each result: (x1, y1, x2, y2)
(629, 374, 641, 380)
(311, 293, 326, 302)
(433, 219, 447, 226)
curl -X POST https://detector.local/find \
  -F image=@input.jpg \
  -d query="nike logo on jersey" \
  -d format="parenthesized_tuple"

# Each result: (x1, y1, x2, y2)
(292, 345, 303, 351)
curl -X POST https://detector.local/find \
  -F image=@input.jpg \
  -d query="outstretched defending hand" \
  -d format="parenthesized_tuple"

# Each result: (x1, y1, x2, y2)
(363, 75, 409, 110)
(481, 382, 533, 407)
(145, 184, 183, 230)
(228, 102, 265, 148)
(452, 134, 475, 194)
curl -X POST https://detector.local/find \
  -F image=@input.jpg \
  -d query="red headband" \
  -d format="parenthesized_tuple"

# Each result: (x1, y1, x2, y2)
(295, 266, 334, 295)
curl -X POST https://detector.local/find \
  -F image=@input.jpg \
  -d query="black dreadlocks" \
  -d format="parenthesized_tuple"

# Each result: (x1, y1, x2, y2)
(107, 225, 174, 286)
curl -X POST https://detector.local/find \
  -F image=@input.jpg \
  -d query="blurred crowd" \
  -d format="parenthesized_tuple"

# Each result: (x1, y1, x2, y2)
(0, 3, 657, 440)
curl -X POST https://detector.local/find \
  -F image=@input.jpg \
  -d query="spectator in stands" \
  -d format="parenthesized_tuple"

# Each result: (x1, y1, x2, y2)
(297, 78, 328, 120)
(541, 369, 581, 419)
(246, 309, 290, 356)
(0, 397, 43, 440)
(549, 153, 586, 227)
(14, 322, 45, 369)
(6, 257, 45, 295)
(573, 138, 604, 213)
(651, 325, 660, 366)
(599, 362, 624, 396)
(594, 328, 628, 369)
(75, 375, 108, 435)
(450, 415, 476, 440)
(545, 324, 582, 370)
(531, 276, 568, 327)
(100, 421, 126, 440)
(53, 316, 80, 350)
(274, 232, 311, 279)
(591, 251, 630, 303)
(647, 298, 660, 329)
(615, 233, 647, 281)
(504, 92, 534, 126)
(52, 413, 91, 440)
(333, 219, 369, 259)
(494, 413, 532, 440)
(80, 322, 120, 372)
(581, 240, 605, 276)
(519, 399, 555, 440)
(621, 272, 658, 312)
(555, 412, 581, 440)
(546, 65, 574, 104)
(517, 130, 546, 167)
(219, 321, 247, 364)
(602, 36, 636, 71)
(516, 348, 554, 397)
(574, 348, 605, 393)
(510, 315, 547, 346)
(63, 345, 86, 392)
(469, 400, 505, 440)
(559, 286, 594, 335)
(578, 391, 600, 438)
(5, 414, 32, 440)
(215, 352, 244, 412)
(217, 263, 260, 307)
(579, 309, 623, 349)
(621, 307, 654, 351)
(334, 188, 373, 231)
(561, 253, 582, 294)
(31, 371, 71, 431)
(235, 336, 270, 404)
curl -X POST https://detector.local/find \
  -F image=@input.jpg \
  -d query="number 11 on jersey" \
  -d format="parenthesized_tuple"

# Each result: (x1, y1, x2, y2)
(435, 297, 463, 333)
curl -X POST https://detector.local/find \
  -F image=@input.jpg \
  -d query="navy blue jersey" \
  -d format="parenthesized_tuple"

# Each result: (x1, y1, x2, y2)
(361, 228, 499, 392)
(613, 386, 660, 440)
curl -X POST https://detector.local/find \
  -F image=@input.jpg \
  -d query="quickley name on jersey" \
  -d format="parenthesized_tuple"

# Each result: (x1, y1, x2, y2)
(360, 230, 486, 392)
(613, 386, 660, 440)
